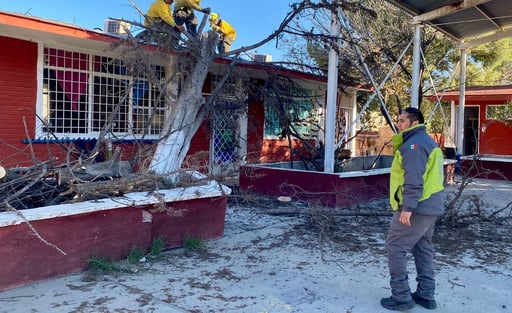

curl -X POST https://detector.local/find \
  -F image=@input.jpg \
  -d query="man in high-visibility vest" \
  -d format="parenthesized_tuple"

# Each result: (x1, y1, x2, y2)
(381, 107, 445, 311)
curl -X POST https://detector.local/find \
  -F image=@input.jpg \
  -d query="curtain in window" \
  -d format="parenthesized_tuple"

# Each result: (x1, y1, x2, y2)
(47, 49, 88, 110)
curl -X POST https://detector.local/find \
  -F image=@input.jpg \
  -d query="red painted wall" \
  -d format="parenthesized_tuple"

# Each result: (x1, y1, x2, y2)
(245, 99, 315, 163)
(445, 92, 512, 155)
(479, 107, 512, 155)
(0, 196, 227, 291)
(151, 196, 227, 247)
(0, 36, 212, 170)
(0, 36, 68, 167)
(246, 99, 265, 163)
(239, 165, 389, 208)
(458, 102, 512, 155)
(460, 158, 512, 180)
(480, 121, 512, 155)
(0, 207, 151, 291)
(0, 35, 313, 171)
(185, 121, 211, 171)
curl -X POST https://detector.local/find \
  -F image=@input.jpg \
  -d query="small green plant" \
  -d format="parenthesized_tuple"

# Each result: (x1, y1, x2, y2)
(87, 255, 119, 273)
(183, 234, 206, 252)
(127, 246, 145, 264)
(148, 236, 166, 258)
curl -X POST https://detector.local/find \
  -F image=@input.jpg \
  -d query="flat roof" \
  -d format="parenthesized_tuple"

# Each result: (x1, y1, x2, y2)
(384, 0, 512, 48)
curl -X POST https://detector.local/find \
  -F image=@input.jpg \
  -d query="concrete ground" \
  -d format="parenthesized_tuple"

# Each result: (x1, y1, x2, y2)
(0, 178, 511, 313)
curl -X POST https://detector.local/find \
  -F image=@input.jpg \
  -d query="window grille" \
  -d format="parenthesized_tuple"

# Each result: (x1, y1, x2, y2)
(209, 75, 244, 174)
(41, 48, 166, 138)
(211, 74, 236, 96)
(264, 81, 317, 139)
(209, 97, 241, 176)
(212, 101, 239, 165)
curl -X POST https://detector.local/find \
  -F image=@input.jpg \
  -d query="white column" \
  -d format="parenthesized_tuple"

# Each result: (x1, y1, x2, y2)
(411, 24, 422, 108)
(450, 100, 456, 138)
(323, 4, 340, 173)
(456, 48, 467, 155)
(238, 109, 248, 166)
(349, 89, 357, 154)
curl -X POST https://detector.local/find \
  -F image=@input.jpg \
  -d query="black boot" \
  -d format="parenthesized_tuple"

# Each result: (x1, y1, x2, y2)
(380, 296, 415, 311)
(412, 291, 437, 309)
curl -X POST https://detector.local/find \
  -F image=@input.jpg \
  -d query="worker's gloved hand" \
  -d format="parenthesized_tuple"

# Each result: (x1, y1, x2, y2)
(176, 25, 185, 32)
(212, 25, 220, 32)
(202, 7, 211, 14)
(176, 10, 188, 18)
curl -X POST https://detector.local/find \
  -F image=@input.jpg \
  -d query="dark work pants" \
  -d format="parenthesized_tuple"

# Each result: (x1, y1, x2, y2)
(174, 13, 197, 37)
(138, 20, 180, 47)
(385, 212, 439, 302)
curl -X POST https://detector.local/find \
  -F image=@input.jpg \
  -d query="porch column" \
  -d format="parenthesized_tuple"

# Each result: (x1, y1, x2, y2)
(324, 2, 340, 173)
(237, 77, 248, 165)
(456, 47, 467, 156)
(349, 89, 357, 154)
(411, 23, 422, 109)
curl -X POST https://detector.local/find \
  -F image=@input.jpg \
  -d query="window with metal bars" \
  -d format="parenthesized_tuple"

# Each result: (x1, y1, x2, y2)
(211, 74, 237, 97)
(263, 82, 318, 139)
(41, 48, 166, 138)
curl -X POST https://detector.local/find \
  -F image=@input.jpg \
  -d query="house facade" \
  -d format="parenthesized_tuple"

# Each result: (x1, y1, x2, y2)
(433, 85, 512, 180)
(0, 11, 361, 175)
(438, 85, 512, 156)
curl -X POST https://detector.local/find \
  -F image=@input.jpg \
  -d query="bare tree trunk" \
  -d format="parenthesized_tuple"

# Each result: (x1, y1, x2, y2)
(149, 35, 217, 183)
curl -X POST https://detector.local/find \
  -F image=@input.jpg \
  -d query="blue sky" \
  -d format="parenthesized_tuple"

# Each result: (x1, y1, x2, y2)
(1, 0, 295, 61)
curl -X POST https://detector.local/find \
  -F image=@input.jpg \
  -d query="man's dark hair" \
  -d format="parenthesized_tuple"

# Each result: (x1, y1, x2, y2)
(402, 107, 424, 124)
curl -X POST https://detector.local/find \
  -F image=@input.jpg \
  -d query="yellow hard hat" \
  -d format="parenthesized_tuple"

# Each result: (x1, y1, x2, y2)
(209, 12, 219, 22)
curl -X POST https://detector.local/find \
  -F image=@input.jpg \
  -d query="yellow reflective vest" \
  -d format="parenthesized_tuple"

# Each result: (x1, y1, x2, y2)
(210, 19, 236, 41)
(389, 124, 445, 215)
(145, 0, 177, 28)
(174, 0, 203, 13)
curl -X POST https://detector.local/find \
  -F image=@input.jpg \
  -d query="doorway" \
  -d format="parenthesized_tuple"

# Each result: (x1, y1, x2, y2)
(463, 106, 479, 155)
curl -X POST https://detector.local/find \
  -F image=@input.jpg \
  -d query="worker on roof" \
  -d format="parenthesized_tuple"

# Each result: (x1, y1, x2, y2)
(209, 12, 236, 54)
(173, 0, 211, 37)
(143, 0, 185, 46)
(145, 0, 184, 31)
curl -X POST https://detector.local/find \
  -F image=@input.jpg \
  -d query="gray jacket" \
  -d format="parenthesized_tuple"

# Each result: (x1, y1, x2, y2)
(390, 124, 445, 216)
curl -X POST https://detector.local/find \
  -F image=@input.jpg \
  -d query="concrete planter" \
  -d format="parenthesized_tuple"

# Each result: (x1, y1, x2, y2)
(240, 156, 393, 208)
(460, 154, 512, 180)
(240, 156, 458, 208)
(0, 180, 230, 291)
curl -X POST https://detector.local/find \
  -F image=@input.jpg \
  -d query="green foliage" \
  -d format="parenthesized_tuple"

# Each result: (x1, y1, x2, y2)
(288, 0, 512, 131)
(127, 246, 145, 264)
(306, 42, 328, 71)
(148, 236, 166, 258)
(88, 238, 167, 275)
(486, 102, 512, 126)
(466, 38, 512, 86)
(183, 235, 206, 252)
(356, 91, 384, 130)
(422, 101, 451, 134)
(87, 255, 119, 273)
